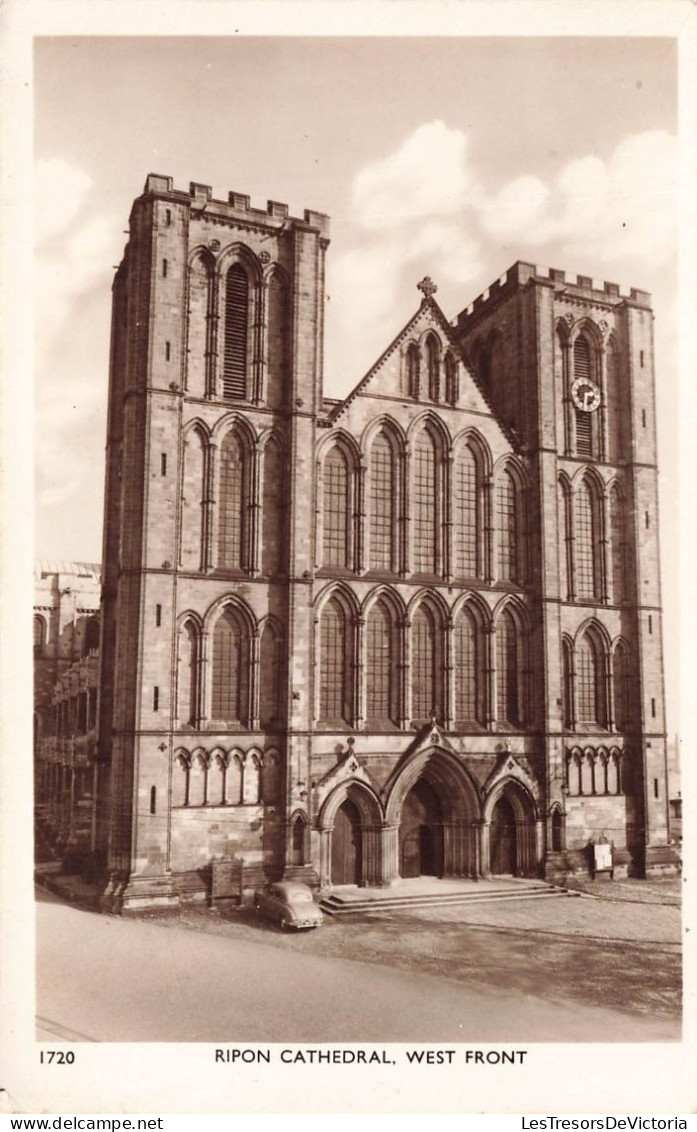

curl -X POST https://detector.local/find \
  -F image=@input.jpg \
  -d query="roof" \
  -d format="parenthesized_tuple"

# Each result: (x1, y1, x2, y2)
(35, 561, 102, 582)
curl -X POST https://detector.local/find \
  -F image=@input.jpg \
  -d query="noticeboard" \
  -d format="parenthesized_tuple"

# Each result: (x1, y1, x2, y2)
(593, 841, 613, 873)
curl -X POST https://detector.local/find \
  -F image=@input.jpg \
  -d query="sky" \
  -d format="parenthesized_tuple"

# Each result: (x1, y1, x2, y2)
(33, 34, 680, 732)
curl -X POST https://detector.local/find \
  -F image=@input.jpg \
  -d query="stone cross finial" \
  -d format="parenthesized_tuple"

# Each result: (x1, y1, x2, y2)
(417, 276, 438, 301)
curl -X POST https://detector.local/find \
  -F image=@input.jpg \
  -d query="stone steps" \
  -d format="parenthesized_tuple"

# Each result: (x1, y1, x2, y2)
(319, 883, 582, 917)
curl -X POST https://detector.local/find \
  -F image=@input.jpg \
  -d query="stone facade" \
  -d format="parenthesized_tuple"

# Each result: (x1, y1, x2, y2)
(34, 562, 101, 869)
(95, 174, 677, 912)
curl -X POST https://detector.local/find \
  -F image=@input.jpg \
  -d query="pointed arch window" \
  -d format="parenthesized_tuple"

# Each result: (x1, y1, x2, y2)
(496, 609, 521, 726)
(609, 484, 626, 604)
(223, 264, 249, 400)
(426, 336, 440, 401)
(444, 352, 458, 406)
(576, 631, 606, 726)
(454, 606, 484, 724)
(259, 622, 282, 730)
(211, 607, 249, 724)
(262, 437, 283, 576)
(319, 597, 353, 724)
(33, 615, 47, 657)
(369, 432, 395, 572)
(562, 637, 574, 729)
(407, 344, 420, 399)
(218, 430, 247, 571)
(613, 641, 631, 732)
(291, 814, 307, 865)
(574, 335, 595, 458)
(558, 479, 571, 600)
(606, 339, 622, 463)
(366, 599, 399, 725)
(454, 443, 479, 578)
(413, 430, 437, 574)
(497, 468, 522, 584)
(187, 252, 211, 398)
(322, 446, 350, 569)
(266, 270, 288, 409)
(411, 604, 443, 723)
(181, 428, 205, 571)
(177, 620, 199, 726)
(575, 478, 601, 600)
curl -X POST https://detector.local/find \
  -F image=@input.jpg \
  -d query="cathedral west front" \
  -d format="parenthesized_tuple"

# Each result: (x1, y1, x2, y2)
(95, 173, 677, 911)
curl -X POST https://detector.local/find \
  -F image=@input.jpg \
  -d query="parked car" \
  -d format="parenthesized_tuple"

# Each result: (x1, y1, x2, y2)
(253, 881, 323, 930)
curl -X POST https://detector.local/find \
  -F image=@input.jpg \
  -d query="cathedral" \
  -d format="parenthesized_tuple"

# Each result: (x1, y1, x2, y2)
(95, 173, 677, 911)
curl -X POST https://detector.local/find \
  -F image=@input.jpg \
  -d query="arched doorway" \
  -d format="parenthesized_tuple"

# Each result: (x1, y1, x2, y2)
(399, 779, 443, 878)
(490, 795, 517, 875)
(331, 799, 363, 885)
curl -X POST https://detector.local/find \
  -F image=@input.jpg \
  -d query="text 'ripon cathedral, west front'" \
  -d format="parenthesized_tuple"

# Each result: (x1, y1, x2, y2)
(94, 173, 676, 911)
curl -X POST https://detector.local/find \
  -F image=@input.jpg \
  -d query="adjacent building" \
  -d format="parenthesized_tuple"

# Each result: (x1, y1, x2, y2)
(34, 562, 101, 868)
(94, 173, 677, 911)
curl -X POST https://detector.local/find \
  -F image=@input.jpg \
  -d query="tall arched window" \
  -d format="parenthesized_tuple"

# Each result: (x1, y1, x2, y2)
(177, 620, 199, 726)
(33, 615, 46, 657)
(211, 607, 249, 724)
(319, 597, 353, 724)
(218, 430, 246, 571)
(262, 437, 283, 576)
(574, 335, 594, 458)
(322, 446, 350, 569)
(444, 352, 458, 406)
(558, 479, 572, 600)
(413, 430, 437, 574)
(266, 270, 288, 409)
(187, 252, 211, 398)
(454, 606, 484, 724)
(369, 432, 395, 572)
(426, 336, 440, 401)
(562, 637, 574, 729)
(496, 608, 521, 726)
(575, 478, 601, 601)
(407, 344, 420, 399)
(576, 631, 606, 726)
(613, 641, 631, 732)
(259, 622, 282, 729)
(497, 468, 521, 583)
(411, 604, 443, 723)
(454, 442, 479, 578)
(223, 264, 249, 400)
(181, 427, 205, 571)
(606, 338, 622, 463)
(291, 814, 307, 865)
(365, 599, 399, 725)
(609, 484, 626, 604)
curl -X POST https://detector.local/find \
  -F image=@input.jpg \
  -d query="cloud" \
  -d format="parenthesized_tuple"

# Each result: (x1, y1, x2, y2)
(479, 130, 677, 264)
(35, 157, 93, 244)
(34, 158, 120, 530)
(352, 120, 475, 231)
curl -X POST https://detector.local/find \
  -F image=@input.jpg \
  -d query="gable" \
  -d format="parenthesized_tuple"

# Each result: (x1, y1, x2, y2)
(329, 296, 512, 439)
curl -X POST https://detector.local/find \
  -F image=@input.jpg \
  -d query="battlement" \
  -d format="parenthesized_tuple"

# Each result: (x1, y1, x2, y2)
(456, 260, 651, 331)
(140, 173, 331, 236)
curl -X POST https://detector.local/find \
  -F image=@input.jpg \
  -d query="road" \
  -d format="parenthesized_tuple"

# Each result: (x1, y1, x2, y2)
(36, 889, 679, 1043)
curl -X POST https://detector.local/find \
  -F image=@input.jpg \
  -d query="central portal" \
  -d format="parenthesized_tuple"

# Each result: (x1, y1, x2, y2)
(399, 779, 443, 878)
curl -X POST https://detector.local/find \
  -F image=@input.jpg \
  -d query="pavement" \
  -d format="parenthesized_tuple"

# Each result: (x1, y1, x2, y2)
(34, 873, 682, 1043)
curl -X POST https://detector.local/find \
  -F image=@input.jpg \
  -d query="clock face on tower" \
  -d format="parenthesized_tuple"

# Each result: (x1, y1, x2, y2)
(571, 377, 601, 412)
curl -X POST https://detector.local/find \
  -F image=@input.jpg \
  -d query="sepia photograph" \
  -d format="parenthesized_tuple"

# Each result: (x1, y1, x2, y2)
(2, 0, 695, 1117)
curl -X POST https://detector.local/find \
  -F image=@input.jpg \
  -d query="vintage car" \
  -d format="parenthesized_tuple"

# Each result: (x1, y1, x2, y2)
(253, 881, 324, 931)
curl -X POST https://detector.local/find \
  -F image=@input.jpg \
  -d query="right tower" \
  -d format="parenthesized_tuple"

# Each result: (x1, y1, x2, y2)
(455, 262, 676, 877)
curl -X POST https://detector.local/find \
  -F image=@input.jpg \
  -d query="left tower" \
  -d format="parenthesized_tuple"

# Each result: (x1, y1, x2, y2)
(97, 174, 330, 911)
